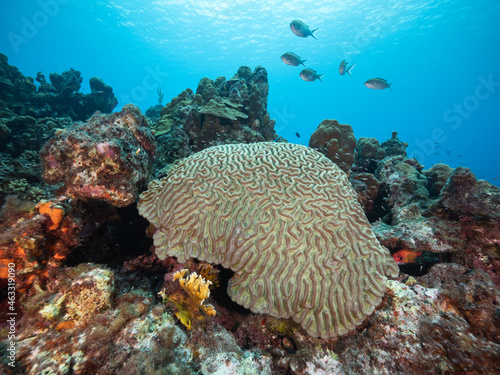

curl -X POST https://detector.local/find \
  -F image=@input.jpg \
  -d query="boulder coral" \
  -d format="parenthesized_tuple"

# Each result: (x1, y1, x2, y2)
(353, 137, 386, 173)
(40, 104, 156, 207)
(138, 142, 398, 339)
(49, 68, 82, 96)
(423, 163, 454, 197)
(309, 119, 357, 174)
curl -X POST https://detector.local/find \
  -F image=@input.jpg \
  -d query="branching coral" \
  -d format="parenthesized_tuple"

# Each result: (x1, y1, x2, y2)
(159, 269, 216, 330)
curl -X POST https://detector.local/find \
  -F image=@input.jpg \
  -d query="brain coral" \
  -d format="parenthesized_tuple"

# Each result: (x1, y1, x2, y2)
(138, 142, 398, 338)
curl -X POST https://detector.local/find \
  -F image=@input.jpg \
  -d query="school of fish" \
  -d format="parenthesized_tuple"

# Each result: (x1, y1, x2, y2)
(282, 19, 392, 89)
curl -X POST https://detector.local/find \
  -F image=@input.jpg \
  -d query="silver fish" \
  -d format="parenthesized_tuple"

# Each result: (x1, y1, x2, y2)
(339, 59, 356, 77)
(300, 68, 324, 82)
(281, 52, 307, 67)
(364, 77, 392, 90)
(290, 20, 318, 39)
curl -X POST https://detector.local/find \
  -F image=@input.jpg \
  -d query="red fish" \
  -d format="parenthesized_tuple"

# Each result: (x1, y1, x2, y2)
(393, 250, 423, 265)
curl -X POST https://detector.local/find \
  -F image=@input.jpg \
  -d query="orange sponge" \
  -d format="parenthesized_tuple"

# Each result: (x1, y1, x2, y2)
(37, 201, 64, 230)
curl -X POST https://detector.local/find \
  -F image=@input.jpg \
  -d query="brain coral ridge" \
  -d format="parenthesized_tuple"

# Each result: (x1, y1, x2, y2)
(138, 142, 398, 339)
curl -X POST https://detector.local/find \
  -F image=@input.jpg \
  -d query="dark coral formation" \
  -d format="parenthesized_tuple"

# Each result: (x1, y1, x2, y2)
(352, 137, 386, 173)
(40, 104, 156, 207)
(0, 53, 120, 205)
(349, 172, 382, 220)
(423, 163, 454, 197)
(380, 131, 408, 157)
(0, 54, 36, 116)
(0, 115, 72, 157)
(308, 119, 357, 174)
(432, 167, 500, 220)
(149, 65, 277, 168)
(0, 53, 118, 121)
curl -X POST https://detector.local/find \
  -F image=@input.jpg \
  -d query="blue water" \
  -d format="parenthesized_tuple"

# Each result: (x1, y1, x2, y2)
(2, 0, 499, 186)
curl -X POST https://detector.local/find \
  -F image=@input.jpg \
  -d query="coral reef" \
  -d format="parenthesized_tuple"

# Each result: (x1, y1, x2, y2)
(0, 196, 79, 293)
(40, 104, 156, 207)
(0, 53, 118, 121)
(308, 119, 357, 174)
(148, 65, 277, 169)
(138, 142, 398, 339)
(11, 263, 194, 374)
(0, 115, 72, 158)
(0, 54, 36, 116)
(0, 56, 121, 208)
(380, 131, 408, 157)
(370, 164, 500, 286)
(336, 267, 500, 374)
(6, 257, 499, 374)
(349, 172, 381, 220)
(352, 137, 386, 173)
(423, 163, 454, 197)
(0, 55, 499, 375)
(375, 155, 429, 211)
(431, 167, 500, 220)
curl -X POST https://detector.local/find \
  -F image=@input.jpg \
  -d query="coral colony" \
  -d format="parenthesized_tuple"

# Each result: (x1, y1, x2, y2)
(0, 52, 499, 375)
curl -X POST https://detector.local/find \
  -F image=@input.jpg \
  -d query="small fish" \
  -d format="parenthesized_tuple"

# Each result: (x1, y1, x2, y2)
(393, 250, 423, 265)
(295, 132, 300, 138)
(281, 52, 307, 67)
(364, 77, 392, 90)
(290, 20, 318, 39)
(300, 68, 324, 82)
(339, 59, 356, 77)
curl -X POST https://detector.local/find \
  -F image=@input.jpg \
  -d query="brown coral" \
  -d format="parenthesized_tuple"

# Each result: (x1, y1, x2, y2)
(309, 119, 357, 174)
(138, 142, 398, 339)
